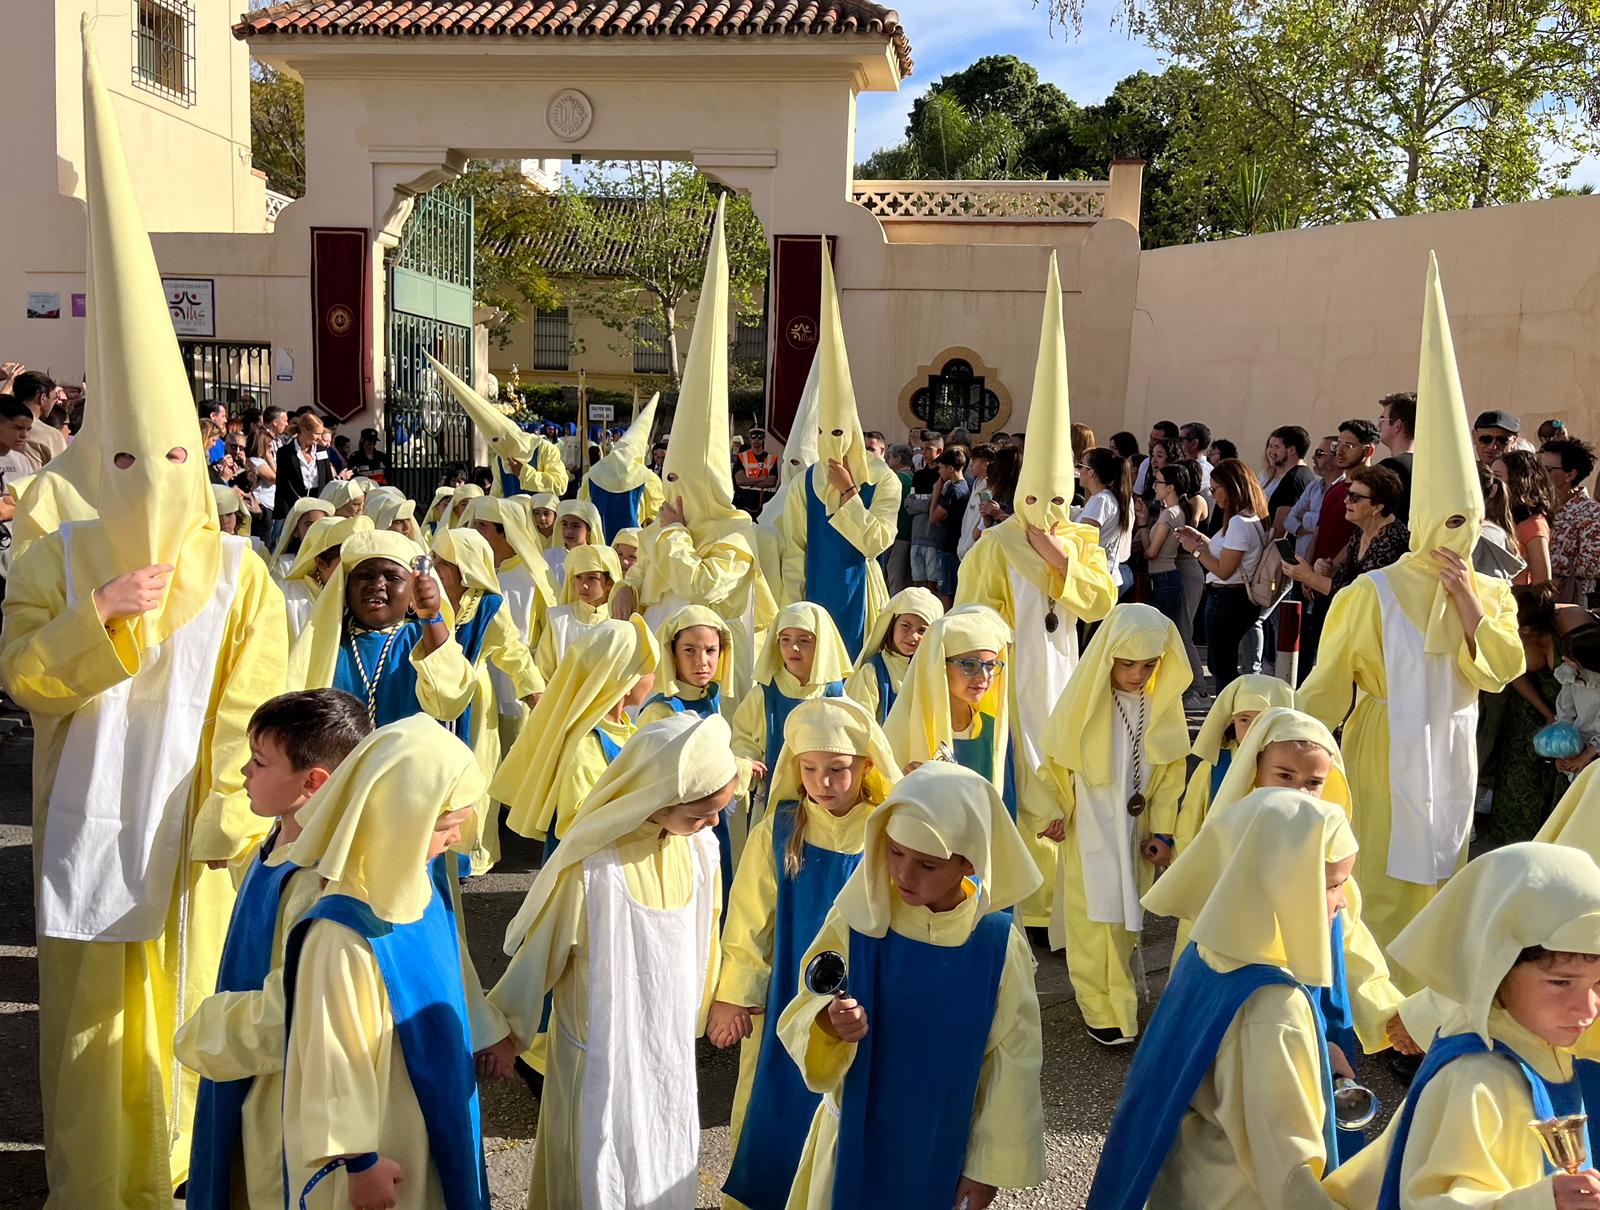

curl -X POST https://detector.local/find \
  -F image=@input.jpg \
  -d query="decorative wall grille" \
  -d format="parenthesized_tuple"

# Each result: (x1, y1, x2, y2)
(851, 180, 1108, 222)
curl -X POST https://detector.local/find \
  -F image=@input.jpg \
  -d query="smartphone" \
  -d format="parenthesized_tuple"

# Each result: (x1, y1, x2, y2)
(1274, 535, 1299, 564)
(978, 490, 993, 504)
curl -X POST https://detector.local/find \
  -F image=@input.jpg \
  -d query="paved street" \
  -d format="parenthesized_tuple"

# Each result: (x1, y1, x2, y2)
(0, 701, 1403, 1209)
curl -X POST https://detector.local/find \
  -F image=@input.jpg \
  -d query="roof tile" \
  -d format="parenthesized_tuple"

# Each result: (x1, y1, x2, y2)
(235, 0, 911, 74)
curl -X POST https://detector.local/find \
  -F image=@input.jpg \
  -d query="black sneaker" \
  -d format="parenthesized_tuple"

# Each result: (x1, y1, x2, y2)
(1087, 1025, 1134, 1047)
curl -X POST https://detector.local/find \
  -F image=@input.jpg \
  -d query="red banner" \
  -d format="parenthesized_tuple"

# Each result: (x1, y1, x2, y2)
(766, 234, 836, 443)
(311, 228, 372, 421)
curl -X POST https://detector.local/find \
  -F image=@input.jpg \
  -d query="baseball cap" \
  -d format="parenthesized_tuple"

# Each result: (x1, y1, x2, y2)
(1473, 409, 1520, 433)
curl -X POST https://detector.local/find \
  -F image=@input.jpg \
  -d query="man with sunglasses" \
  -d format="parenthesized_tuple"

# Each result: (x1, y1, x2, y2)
(1472, 408, 1521, 465)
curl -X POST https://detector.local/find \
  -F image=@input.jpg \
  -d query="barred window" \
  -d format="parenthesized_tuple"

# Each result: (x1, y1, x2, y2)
(132, 0, 195, 106)
(909, 359, 1001, 434)
(534, 307, 569, 371)
(634, 316, 671, 375)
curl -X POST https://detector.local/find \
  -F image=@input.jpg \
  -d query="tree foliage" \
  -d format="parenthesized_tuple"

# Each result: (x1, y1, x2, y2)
(554, 161, 769, 386)
(249, 62, 304, 197)
(455, 162, 564, 346)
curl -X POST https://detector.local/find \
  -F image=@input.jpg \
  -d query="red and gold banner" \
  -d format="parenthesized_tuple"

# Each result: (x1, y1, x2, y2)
(310, 228, 372, 421)
(767, 234, 836, 442)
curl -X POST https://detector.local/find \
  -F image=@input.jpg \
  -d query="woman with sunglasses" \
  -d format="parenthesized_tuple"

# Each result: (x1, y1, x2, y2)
(1283, 465, 1409, 599)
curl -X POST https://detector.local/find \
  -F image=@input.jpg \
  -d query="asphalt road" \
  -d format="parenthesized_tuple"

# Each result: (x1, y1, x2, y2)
(0, 698, 1403, 1210)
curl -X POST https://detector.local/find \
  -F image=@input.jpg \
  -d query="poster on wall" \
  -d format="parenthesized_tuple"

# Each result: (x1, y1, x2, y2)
(163, 277, 216, 337)
(26, 292, 61, 319)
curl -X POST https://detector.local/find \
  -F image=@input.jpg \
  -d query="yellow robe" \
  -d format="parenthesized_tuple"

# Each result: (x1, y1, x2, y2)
(578, 469, 664, 530)
(1297, 576, 1523, 963)
(0, 532, 286, 1208)
(486, 822, 722, 1210)
(460, 599, 540, 874)
(842, 649, 908, 724)
(1047, 747, 1184, 1036)
(1151, 947, 1342, 1208)
(544, 716, 637, 842)
(955, 532, 1117, 927)
(775, 456, 900, 621)
(777, 893, 1045, 1207)
(1325, 1010, 1573, 1209)
(502, 441, 569, 497)
(717, 796, 872, 1210)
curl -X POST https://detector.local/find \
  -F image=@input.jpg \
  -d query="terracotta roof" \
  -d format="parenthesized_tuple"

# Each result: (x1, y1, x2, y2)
(234, 0, 912, 76)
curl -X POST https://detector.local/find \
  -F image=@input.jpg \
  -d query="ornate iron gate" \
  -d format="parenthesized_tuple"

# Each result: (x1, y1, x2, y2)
(181, 339, 273, 412)
(384, 184, 474, 504)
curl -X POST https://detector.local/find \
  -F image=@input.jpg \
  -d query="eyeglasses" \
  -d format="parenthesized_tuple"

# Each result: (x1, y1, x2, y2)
(947, 656, 1005, 679)
(1346, 490, 1374, 502)
(1476, 433, 1512, 447)
(1335, 440, 1367, 451)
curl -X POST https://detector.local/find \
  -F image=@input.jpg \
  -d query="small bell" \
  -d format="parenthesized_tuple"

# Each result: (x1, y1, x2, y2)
(1044, 606, 1059, 634)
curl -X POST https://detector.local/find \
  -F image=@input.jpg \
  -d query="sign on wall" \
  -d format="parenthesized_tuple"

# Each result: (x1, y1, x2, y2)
(163, 277, 216, 337)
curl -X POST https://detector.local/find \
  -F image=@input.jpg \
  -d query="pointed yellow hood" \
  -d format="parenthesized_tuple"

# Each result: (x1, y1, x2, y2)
(1016, 252, 1077, 533)
(426, 352, 536, 464)
(1390, 252, 1489, 652)
(72, 19, 219, 645)
(659, 197, 744, 541)
(814, 244, 871, 510)
(758, 354, 823, 525)
(585, 392, 659, 495)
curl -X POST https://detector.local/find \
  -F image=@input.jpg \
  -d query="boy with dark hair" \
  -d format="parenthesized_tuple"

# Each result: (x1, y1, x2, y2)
(176, 689, 372, 1210)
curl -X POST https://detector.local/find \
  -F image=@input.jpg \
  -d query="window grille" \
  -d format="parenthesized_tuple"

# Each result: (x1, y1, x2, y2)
(634, 316, 671, 375)
(132, 0, 195, 106)
(534, 308, 570, 371)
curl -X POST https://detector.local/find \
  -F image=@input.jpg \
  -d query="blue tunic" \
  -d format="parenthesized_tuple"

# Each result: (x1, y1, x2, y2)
(187, 830, 300, 1210)
(803, 464, 877, 660)
(867, 652, 897, 724)
(494, 455, 527, 498)
(585, 481, 644, 543)
(952, 711, 1019, 821)
(723, 802, 866, 1210)
(761, 678, 845, 776)
(335, 624, 429, 728)
(282, 857, 489, 1210)
(1209, 748, 1233, 799)
(829, 909, 1012, 1208)
(449, 594, 504, 744)
(1377, 1032, 1600, 1209)
(643, 683, 722, 718)
(1087, 943, 1338, 1210)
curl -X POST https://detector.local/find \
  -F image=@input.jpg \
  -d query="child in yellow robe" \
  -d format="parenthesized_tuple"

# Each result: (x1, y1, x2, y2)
(1090, 787, 1358, 1209)
(482, 713, 736, 1210)
(175, 689, 371, 1210)
(612, 526, 642, 580)
(535, 543, 620, 682)
(278, 716, 492, 1210)
(545, 498, 604, 585)
(778, 762, 1046, 1209)
(1174, 673, 1294, 855)
(640, 604, 733, 725)
(843, 585, 943, 725)
(710, 697, 900, 1210)
(279, 514, 372, 644)
(1039, 602, 1192, 1044)
(1323, 842, 1600, 1209)
(527, 491, 559, 552)
(271, 495, 333, 580)
(730, 602, 855, 822)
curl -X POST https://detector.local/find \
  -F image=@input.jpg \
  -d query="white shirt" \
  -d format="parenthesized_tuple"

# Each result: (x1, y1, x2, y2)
(1080, 488, 1133, 566)
(1206, 513, 1265, 586)
(250, 457, 276, 511)
(293, 442, 319, 492)
(957, 476, 988, 558)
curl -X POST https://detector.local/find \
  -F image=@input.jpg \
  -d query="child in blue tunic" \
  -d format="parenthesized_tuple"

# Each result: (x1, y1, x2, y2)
(843, 586, 943, 726)
(1322, 842, 1600, 1209)
(709, 696, 901, 1210)
(641, 604, 732, 725)
(279, 717, 494, 1210)
(1174, 673, 1294, 857)
(778, 763, 1045, 1210)
(287, 529, 476, 729)
(176, 689, 371, 1210)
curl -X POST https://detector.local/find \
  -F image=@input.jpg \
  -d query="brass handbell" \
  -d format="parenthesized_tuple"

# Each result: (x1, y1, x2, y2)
(1530, 1113, 1590, 1176)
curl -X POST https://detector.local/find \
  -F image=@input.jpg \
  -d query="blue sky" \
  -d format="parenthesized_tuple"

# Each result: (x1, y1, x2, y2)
(856, 2, 1600, 188)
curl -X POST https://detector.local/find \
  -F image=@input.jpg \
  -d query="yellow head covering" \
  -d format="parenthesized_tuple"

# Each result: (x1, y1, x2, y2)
(768, 695, 901, 809)
(364, 486, 417, 530)
(555, 498, 604, 545)
(852, 586, 945, 671)
(612, 526, 642, 553)
(319, 478, 364, 513)
(502, 712, 737, 952)
(528, 491, 558, 516)
(423, 485, 456, 529)
(1208, 706, 1351, 821)
(585, 393, 659, 495)
(431, 525, 500, 595)
(1389, 252, 1490, 653)
(658, 197, 744, 542)
(287, 529, 428, 691)
(560, 544, 622, 606)
(273, 494, 334, 562)
(10, 471, 95, 564)
(1387, 842, 1600, 1044)
(653, 604, 733, 700)
(285, 514, 374, 585)
(274, 715, 485, 925)
(447, 484, 484, 527)
(70, 22, 219, 646)
(1040, 603, 1191, 787)
(1536, 760, 1600, 857)
(1190, 673, 1296, 763)
(491, 615, 660, 837)
(882, 604, 1010, 772)
(1145, 787, 1356, 987)
(425, 352, 536, 464)
(467, 494, 558, 605)
(212, 484, 246, 523)
(352, 475, 379, 496)
(814, 244, 871, 511)
(754, 601, 855, 688)
(835, 762, 1040, 937)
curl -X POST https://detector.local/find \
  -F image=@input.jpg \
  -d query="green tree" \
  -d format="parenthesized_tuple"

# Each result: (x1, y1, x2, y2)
(249, 62, 304, 197)
(910, 54, 1080, 137)
(555, 161, 768, 386)
(455, 162, 564, 346)
(857, 93, 1035, 179)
